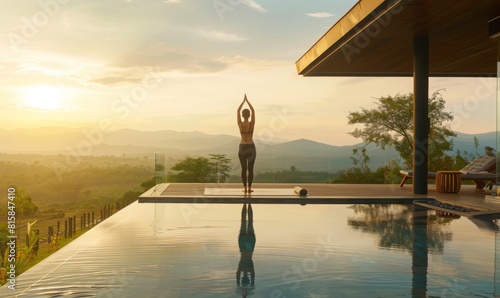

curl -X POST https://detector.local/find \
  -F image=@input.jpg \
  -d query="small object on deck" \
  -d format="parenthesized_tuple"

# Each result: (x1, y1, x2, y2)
(294, 187, 308, 196)
(436, 171, 462, 193)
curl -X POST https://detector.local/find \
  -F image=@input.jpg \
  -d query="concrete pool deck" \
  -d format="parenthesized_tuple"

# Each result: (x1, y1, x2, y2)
(139, 183, 500, 213)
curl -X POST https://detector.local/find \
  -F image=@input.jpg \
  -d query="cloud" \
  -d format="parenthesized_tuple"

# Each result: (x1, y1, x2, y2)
(164, 0, 181, 3)
(198, 30, 246, 42)
(240, 0, 267, 13)
(89, 51, 228, 86)
(306, 12, 334, 18)
(4, 43, 229, 87)
(88, 72, 146, 86)
(217, 55, 289, 69)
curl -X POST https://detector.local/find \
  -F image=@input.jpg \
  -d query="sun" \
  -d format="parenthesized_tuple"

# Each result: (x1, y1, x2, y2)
(22, 85, 63, 111)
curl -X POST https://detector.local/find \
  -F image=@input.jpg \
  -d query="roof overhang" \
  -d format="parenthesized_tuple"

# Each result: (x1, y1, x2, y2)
(296, 0, 500, 77)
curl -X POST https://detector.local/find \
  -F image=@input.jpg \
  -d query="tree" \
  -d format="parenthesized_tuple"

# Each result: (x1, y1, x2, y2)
(334, 146, 381, 184)
(209, 154, 232, 183)
(168, 155, 232, 183)
(334, 167, 377, 184)
(347, 91, 456, 171)
(16, 190, 39, 216)
(169, 157, 214, 182)
(140, 177, 156, 190)
(167, 157, 213, 183)
(485, 146, 496, 157)
(349, 147, 371, 174)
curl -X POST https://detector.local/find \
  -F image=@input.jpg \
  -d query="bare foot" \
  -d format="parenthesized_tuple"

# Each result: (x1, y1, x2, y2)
(247, 188, 253, 193)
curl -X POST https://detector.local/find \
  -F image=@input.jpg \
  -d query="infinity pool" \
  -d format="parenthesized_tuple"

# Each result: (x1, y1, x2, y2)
(1, 201, 499, 297)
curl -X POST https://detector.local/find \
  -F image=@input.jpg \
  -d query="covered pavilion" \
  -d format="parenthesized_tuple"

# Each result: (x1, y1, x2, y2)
(296, 0, 500, 194)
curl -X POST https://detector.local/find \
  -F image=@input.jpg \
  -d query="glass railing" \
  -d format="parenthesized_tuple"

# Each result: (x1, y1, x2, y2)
(153, 153, 166, 194)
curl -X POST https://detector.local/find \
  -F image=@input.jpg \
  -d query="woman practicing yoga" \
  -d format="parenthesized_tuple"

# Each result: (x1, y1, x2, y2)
(237, 94, 256, 193)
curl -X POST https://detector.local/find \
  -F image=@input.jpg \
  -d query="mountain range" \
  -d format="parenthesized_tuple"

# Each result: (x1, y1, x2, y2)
(0, 127, 495, 173)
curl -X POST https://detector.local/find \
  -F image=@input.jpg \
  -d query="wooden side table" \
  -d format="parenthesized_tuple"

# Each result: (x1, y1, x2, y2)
(436, 171, 462, 193)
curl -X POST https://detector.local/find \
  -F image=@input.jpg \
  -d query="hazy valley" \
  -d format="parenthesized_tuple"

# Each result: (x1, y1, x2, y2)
(0, 127, 495, 173)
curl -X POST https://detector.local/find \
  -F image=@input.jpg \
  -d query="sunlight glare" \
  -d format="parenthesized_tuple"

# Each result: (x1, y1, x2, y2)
(22, 85, 63, 111)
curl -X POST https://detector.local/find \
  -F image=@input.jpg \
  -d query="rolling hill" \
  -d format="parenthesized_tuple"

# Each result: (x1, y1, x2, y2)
(0, 127, 495, 173)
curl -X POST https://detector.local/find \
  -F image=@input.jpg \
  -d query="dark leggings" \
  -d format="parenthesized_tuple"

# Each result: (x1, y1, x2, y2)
(238, 143, 256, 188)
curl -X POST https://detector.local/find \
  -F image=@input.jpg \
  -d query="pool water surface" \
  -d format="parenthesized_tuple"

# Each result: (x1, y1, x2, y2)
(1, 201, 499, 297)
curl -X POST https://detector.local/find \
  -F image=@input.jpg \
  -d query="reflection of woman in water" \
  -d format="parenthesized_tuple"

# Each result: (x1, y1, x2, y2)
(236, 203, 256, 296)
(237, 95, 256, 193)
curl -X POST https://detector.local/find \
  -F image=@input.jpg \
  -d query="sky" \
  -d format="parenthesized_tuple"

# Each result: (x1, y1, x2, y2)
(0, 0, 497, 146)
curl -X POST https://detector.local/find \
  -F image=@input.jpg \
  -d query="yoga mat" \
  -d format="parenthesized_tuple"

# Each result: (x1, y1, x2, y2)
(204, 188, 298, 196)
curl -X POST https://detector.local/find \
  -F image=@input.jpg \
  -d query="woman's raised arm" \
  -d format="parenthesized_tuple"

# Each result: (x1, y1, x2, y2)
(237, 97, 245, 124)
(245, 95, 255, 123)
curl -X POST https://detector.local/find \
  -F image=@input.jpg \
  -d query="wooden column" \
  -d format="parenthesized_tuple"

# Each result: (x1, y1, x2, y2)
(413, 35, 429, 194)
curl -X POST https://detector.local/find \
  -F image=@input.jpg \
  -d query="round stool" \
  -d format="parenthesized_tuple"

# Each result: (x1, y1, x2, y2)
(436, 171, 462, 193)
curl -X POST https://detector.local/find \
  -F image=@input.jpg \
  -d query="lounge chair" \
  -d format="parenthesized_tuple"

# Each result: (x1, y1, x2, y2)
(400, 155, 497, 189)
